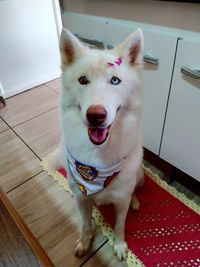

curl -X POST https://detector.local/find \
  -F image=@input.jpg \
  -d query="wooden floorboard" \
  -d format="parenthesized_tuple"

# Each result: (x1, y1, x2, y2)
(0, 187, 54, 267)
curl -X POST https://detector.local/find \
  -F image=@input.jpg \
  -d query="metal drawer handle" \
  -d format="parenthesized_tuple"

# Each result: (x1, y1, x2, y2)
(107, 44, 114, 49)
(181, 66, 200, 80)
(74, 34, 104, 48)
(143, 55, 159, 65)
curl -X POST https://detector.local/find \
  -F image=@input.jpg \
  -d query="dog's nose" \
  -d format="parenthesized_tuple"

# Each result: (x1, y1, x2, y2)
(86, 105, 107, 126)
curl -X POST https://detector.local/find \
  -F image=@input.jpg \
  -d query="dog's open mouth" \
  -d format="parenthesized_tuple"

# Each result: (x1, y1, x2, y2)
(88, 126, 110, 145)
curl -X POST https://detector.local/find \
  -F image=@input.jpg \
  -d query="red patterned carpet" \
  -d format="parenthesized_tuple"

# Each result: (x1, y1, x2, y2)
(97, 173, 200, 267)
(42, 159, 200, 267)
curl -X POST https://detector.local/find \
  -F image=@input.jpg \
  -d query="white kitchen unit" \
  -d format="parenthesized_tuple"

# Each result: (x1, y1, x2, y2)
(106, 21, 178, 155)
(0, 0, 61, 97)
(62, 12, 107, 49)
(160, 39, 200, 181)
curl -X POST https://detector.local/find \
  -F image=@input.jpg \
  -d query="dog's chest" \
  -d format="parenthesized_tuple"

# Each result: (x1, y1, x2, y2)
(66, 149, 125, 196)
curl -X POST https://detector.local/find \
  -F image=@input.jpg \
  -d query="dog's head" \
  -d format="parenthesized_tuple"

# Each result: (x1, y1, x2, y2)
(60, 29, 143, 146)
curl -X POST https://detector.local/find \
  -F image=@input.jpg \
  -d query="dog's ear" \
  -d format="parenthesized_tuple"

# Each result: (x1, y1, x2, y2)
(114, 29, 144, 67)
(60, 28, 85, 67)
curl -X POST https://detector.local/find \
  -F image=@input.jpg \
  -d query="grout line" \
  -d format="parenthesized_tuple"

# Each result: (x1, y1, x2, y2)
(0, 116, 42, 161)
(0, 115, 14, 131)
(0, 128, 10, 135)
(45, 84, 60, 95)
(0, 105, 58, 132)
(11, 106, 58, 128)
(5, 88, 35, 100)
(7, 170, 44, 194)
(4, 83, 51, 100)
(79, 239, 108, 267)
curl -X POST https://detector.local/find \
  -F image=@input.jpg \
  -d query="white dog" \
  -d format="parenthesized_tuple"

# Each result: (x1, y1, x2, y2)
(49, 28, 144, 262)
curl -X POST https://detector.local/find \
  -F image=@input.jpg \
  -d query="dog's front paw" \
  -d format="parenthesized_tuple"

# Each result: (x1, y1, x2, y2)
(114, 241, 128, 261)
(74, 239, 91, 258)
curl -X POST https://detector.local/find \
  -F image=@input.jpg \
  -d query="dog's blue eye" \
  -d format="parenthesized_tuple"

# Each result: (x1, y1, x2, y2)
(79, 76, 89, 85)
(110, 76, 121, 85)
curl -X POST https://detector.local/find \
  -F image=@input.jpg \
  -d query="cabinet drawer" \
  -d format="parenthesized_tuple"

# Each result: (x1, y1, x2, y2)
(62, 12, 106, 48)
(160, 39, 200, 181)
(107, 21, 178, 154)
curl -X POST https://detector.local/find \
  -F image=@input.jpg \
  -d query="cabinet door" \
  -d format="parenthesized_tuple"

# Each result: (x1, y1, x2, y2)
(62, 12, 106, 49)
(160, 39, 200, 181)
(107, 21, 177, 154)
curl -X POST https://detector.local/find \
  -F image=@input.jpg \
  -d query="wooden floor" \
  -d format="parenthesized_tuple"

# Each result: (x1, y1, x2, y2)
(0, 79, 126, 267)
(0, 79, 199, 267)
(0, 196, 42, 267)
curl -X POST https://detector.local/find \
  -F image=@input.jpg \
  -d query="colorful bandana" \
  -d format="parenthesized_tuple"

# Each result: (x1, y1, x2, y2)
(66, 149, 125, 196)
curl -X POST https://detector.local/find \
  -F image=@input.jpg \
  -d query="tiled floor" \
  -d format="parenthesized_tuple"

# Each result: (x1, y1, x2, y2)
(0, 79, 199, 267)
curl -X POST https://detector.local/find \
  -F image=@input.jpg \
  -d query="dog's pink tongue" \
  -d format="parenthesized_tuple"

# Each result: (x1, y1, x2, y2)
(88, 127, 109, 145)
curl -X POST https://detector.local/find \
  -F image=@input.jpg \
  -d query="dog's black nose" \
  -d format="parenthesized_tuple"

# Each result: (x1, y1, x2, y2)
(86, 105, 107, 126)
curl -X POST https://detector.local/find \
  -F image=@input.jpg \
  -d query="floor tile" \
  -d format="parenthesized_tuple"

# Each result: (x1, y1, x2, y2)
(0, 85, 59, 127)
(14, 108, 60, 159)
(45, 78, 61, 94)
(0, 130, 42, 192)
(8, 172, 107, 267)
(82, 242, 128, 267)
(0, 118, 9, 133)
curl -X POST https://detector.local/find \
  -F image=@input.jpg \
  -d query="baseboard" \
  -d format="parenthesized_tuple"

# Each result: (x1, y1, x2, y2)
(144, 148, 200, 196)
(4, 73, 61, 98)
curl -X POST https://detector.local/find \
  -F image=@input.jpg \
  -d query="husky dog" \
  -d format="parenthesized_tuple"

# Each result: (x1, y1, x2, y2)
(50, 28, 144, 261)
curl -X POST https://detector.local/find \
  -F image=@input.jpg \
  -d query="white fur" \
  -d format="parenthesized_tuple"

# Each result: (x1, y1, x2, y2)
(50, 28, 144, 261)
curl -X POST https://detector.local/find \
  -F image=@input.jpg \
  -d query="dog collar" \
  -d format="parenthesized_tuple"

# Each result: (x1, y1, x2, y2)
(66, 149, 125, 196)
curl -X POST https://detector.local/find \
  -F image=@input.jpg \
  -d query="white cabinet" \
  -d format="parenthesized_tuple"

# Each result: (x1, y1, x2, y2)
(62, 12, 107, 48)
(160, 39, 200, 181)
(106, 21, 178, 155)
(0, 0, 61, 97)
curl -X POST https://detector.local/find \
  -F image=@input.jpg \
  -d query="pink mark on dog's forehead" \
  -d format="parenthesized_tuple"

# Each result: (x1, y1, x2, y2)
(107, 57, 122, 67)
(115, 58, 122, 65)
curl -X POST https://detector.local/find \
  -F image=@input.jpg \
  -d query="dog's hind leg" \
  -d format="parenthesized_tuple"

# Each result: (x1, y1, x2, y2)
(131, 193, 140, 210)
(136, 164, 144, 187)
(74, 198, 93, 258)
(130, 164, 144, 210)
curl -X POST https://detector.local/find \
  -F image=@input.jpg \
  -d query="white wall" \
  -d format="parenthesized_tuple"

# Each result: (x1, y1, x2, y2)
(0, 0, 61, 97)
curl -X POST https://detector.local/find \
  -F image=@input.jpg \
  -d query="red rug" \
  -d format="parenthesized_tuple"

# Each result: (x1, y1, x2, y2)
(42, 159, 200, 267)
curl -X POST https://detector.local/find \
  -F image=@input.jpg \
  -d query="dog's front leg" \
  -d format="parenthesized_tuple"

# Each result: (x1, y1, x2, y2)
(114, 196, 130, 261)
(75, 198, 93, 258)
